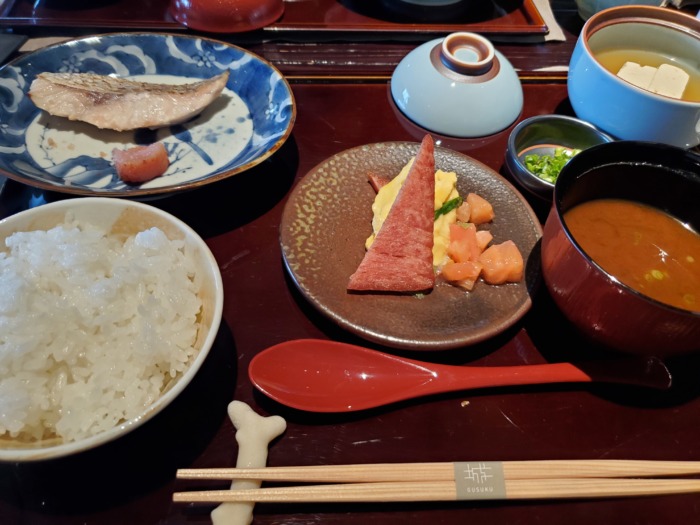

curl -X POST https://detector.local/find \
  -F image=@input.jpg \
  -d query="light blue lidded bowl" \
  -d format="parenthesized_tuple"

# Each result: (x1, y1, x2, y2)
(391, 32, 523, 138)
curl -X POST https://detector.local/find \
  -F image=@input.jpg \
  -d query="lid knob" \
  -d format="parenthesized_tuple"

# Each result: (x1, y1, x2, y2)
(440, 32, 495, 76)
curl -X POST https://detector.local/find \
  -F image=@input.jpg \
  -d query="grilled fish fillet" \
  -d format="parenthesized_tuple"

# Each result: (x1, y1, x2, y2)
(28, 71, 230, 131)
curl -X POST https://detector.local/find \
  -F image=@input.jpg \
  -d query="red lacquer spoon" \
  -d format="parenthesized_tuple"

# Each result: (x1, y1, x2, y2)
(248, 339, 671, 412)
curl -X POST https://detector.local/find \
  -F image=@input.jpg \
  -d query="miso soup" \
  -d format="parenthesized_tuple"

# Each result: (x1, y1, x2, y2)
(564, 199, 700, 312)
(594, 48, 700, 102)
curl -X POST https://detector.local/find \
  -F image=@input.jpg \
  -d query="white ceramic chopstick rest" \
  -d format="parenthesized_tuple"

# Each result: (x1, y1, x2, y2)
(210, 401, 287, 525)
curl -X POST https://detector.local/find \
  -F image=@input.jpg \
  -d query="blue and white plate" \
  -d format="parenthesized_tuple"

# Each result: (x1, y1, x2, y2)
(0, 33, 295, 197)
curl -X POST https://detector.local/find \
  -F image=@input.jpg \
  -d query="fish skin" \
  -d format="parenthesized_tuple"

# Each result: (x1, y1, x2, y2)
(28, 71, 230, 131)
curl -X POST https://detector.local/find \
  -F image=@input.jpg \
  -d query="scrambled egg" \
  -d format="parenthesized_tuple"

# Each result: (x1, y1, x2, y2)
(365, 158, 459, 267)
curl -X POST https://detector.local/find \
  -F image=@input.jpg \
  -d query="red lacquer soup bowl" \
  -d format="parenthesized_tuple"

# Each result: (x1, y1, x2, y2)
(541, 140, 700, 357)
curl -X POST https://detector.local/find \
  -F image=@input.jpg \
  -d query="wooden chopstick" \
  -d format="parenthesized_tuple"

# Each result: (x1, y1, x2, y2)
(173, 478, 700, 503)
(177, 459, 700, 483)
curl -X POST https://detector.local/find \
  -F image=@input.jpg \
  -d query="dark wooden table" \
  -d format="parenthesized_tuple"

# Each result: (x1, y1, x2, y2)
(1, 2, 699, 524)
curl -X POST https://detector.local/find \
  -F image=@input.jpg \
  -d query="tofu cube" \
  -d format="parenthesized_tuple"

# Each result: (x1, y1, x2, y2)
(617, 61, 657, 90)
(648, 63, 690, 99)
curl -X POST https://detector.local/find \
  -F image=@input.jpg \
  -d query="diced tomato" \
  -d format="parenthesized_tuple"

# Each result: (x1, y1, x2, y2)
(466, 193, 495, 225)
(441, 261, 483, 290)
(456, 201, 471, 222)
(368, 172, 391, 193)
(447, 223, 480, 263)
(112, 142, 169, 184)
(475, 230, 493, 251)
(479, 240, 524, 285)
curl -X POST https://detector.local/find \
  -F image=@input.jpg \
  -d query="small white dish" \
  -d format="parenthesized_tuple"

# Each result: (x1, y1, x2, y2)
(390, 32, 523, 138)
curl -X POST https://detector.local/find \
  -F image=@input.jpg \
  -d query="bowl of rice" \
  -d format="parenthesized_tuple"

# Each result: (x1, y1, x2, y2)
(0, 197, 224, 461)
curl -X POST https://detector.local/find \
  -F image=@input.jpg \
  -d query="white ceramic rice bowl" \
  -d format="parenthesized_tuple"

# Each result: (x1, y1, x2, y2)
(0, 197, 224, 461)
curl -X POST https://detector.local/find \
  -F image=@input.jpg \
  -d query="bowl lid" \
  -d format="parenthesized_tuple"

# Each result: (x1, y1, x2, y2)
(390, 32, 523, 138)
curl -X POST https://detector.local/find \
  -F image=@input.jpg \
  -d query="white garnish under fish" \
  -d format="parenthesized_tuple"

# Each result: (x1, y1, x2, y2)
(28, 71, 230, 131)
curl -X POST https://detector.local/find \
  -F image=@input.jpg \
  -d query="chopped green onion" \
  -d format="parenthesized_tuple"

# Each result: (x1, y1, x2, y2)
(434, 196, 463, 221)
(683, 293, 695, 307)
(523, 147, 581, 184)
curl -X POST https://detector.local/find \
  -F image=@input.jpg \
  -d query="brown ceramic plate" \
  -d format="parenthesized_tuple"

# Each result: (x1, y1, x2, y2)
(280, 141, 543, 351)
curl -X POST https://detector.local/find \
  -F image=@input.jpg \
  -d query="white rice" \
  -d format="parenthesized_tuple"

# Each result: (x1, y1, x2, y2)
(0, 216, 203, 444)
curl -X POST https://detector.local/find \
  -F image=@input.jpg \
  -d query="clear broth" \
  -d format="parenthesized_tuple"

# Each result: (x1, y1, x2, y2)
(564, 199, 700, 312)
(594, 48, 700, 102)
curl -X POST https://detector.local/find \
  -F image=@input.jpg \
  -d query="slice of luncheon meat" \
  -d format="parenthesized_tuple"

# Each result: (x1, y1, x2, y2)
(28, 71, 229, 131)
(348, 135, 436, 292)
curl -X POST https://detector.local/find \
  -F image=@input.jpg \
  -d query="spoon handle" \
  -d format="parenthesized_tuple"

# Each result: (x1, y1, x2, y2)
(433, 356, 670, 394)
